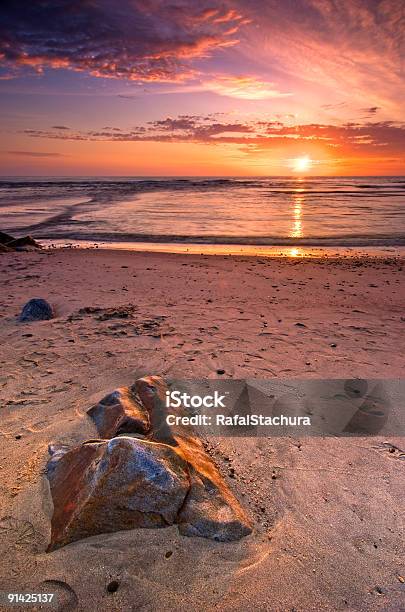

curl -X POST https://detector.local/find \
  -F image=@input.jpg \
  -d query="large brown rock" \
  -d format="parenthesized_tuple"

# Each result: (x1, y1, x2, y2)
(47, 437, 190, 550)
(46, 375, 252, 549)
(87, 386, 149, 438)
(136, 376, 252, 542)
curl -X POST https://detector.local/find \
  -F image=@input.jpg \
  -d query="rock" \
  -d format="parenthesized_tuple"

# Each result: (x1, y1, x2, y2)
(47, 376, 252, 548)
(46, 437, 190, 550)
(47, 443, 73, 477)
(136, 376, 252, 541)
(106, 580, 120, 593)
(0, 232, 41, 252)
(177, 467, 252, 541)
(134, 376, 178, 445)
(0, 231, 15, 244)
(87, 386, 149, 438)
(6, 235, 41, 249)
(19, 298, 54, 322)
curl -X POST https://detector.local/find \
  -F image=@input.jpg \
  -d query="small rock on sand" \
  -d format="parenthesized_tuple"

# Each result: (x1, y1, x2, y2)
(19, 298, 54, 322)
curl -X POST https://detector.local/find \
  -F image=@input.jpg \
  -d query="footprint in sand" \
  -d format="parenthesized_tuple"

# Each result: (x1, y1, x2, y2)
(36, 580, 79, 611)
(0, 516, 44, 578)
(376, 441, 405, 461)
(0, 516, 41, 551)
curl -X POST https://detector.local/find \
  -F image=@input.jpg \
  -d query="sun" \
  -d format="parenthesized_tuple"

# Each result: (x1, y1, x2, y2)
(292, 155, 312, 173)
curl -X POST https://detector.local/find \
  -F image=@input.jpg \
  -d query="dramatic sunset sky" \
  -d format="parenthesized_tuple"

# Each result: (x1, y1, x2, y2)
(0, 0, 404, 175)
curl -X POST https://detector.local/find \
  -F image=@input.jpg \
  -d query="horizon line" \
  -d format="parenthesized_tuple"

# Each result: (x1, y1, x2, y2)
(1, 174, 404, 179)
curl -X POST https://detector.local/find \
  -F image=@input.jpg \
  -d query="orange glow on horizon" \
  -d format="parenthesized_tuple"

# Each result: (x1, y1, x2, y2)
(1, 138, 404, 177)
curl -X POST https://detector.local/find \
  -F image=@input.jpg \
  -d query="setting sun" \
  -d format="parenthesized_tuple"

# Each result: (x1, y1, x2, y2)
(292, 156, 312, 173)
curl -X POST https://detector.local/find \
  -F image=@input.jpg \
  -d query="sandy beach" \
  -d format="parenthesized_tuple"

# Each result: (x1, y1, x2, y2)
(0, 248, 404, 611)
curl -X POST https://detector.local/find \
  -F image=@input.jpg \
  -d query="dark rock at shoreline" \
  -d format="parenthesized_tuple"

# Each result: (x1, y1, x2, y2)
(0, 231, 15, 244)
(46, 375, 252, 549)
(7, 235, 42, 250)
(0, 232, 42, 252)
(19, 298, 54, 322)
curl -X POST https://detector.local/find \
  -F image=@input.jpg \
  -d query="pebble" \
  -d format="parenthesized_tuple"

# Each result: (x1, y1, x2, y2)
(106, 580, 119, 594)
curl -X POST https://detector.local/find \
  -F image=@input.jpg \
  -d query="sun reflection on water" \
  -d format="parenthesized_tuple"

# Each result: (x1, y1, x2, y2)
(289, 247, 302, 257)
(290, 192, 304, 238)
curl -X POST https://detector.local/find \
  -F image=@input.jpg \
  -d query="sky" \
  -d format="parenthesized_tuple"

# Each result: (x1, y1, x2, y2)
(0, 0, 404, 176)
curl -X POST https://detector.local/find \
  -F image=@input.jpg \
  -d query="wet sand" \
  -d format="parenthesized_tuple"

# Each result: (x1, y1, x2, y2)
(0, 248, 404, 611)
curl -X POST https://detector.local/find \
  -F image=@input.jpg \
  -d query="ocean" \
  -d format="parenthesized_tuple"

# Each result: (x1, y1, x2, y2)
(1, 176, 405, 253)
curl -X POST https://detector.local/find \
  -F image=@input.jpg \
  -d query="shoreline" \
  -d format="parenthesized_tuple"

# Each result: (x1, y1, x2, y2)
(40, 239, 405, 259)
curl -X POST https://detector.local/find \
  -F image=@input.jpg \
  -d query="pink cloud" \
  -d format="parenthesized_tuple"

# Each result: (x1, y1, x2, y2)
(22, 115, 405, 160)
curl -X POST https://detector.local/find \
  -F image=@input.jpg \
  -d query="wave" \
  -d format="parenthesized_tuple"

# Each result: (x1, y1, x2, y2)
(36, 231, 405, 247)
(2, 177, 405, 249)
